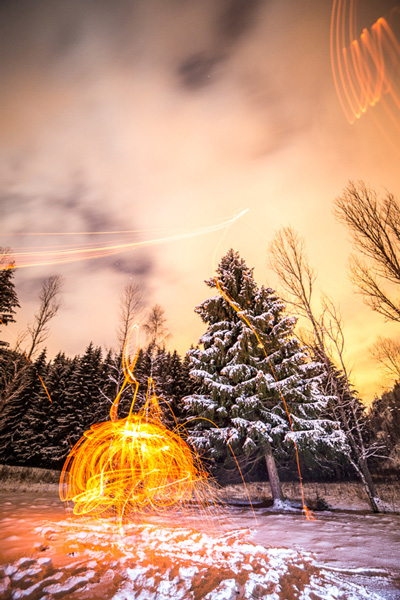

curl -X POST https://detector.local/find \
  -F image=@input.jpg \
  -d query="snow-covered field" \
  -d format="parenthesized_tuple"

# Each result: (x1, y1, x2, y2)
(0, 489, 399, 600)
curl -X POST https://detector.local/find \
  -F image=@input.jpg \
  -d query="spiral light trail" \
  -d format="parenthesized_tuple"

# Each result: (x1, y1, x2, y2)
(60, 333, 209, 525)
(330, 0, 400, 129)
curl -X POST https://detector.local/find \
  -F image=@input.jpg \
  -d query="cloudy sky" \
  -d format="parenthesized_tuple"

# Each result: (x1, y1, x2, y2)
(1, 0, 400, 402)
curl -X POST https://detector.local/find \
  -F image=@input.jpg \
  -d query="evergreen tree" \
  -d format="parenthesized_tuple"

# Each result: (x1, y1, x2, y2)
(104, 345, 194, 427)
(0, 348, 27, 414)
(97, 348, 133, 420)
(62, 343, 104, 446)
(0, 250, 20, 348)
(312, 347, 372, 478)
(149, 346, 174, 423)
(14, 350, 51, 466)
(181, 350, 200, 398)
(132, 347, 153, 412)
(39, 352, 77, 467)
(368, 383, 400, 477)
(185, 250, 349, 502)
(163, 350, 186, 424)
(0, 350, 48, 465)
(94, 349, 117, 424)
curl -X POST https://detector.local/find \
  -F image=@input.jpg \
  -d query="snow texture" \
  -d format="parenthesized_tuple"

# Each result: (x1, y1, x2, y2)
(0, 515, 389, 600)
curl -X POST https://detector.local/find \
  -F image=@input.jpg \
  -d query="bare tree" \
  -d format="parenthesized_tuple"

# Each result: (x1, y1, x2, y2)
(269, 227, 325, 350)
(0, 349, 27, 413)
(1, 274, 62, 414)
(370, 336, 400, 381)
(142, 304, 171, 383)
(25, 275, 63, 359)
(143, 304, 170, 349)
(269, 226, 385, 512)
(117, 282, 143, 351)
(333, 181, 400, 322)
(105, 282, 144, 403)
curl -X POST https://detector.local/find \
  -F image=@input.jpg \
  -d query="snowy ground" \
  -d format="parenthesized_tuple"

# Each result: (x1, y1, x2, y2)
(0, 489, 399, 600)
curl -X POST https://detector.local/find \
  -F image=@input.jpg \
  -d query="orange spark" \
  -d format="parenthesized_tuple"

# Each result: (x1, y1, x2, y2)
(60, 333, 209, 525)
(330, 0, 400, 128)
(60, 411, 203, 521)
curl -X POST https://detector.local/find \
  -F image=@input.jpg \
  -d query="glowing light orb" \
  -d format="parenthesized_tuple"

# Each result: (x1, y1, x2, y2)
(60, 336, 208, 523)
(60, 413, 202, 520)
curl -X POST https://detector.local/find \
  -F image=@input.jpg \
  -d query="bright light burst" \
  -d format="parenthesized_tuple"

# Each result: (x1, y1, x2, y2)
(60, 412, 203, 520)
(60, 337, 209, 524)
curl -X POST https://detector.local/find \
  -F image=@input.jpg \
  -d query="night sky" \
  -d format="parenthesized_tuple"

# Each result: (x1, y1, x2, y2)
(1, 0, 400, 402)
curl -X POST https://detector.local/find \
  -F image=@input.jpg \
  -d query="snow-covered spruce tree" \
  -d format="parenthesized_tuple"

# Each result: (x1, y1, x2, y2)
(14, 350, 52, 467)
(0, 349, 49, 465)
(0, 249, 20, 348)
(62, 343, 104, 446)
(163, 350, 198, 425)
(185, 249, 349, 503)
(37, 352, 79, 468)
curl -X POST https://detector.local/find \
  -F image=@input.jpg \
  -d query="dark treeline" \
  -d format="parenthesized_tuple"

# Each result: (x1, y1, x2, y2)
(0, 343, 198, 470)
(1, 338, 398, 483)
(367, 384, 400, 479)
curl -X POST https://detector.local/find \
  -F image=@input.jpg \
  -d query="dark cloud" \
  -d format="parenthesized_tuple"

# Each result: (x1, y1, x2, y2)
(178, 52, 223, 90)
(108, 254, 153, 278)
(16, 273, 54, 298)
(176, 0, 264, 91)
(218, 0, 264, 44)
(2, 182, 125, 236)
(76, 201, 121, 234)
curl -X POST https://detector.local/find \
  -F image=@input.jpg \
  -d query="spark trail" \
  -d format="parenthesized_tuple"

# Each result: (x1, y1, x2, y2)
(1, 211, 248, 270)
(60, 330, 211, 527)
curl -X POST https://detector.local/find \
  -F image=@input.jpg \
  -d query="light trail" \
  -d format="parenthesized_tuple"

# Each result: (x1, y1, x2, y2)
(60, 327, 211, 527)
(1, 210, 249, 270)
(330, 0, 400, 128)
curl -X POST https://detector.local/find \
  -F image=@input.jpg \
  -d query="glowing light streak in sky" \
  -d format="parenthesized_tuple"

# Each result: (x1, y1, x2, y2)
(330, 0, 400, 128)
(1, 210, 248, 270)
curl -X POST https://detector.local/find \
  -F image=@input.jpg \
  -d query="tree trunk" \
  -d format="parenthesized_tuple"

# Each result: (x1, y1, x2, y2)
(351, 457, 384, 513)
(329, 380, 384, 513)
(339, 405, 383, 513)
(265, 442, 285, 503)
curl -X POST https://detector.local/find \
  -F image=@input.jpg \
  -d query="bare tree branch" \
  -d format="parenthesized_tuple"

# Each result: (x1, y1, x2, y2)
(370, 336, 400, 381)
(117, 282, 143, 350)
(268, 226, 325, 352)
(26, 275, 63, 359)
(143, 304, 170, 349)
(334, 181, 400, 322)
(268, 226, 385, 511)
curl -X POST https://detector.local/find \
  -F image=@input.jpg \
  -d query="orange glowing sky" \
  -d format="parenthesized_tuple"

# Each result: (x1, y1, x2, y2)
(1, 0, 400, 403)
